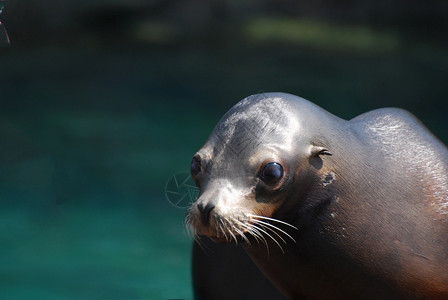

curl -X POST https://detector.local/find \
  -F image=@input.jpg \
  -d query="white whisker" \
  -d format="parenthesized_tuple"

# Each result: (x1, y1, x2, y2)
(234, 225, 251, 246)
(248, 214, 298, 230)
(184, 219, 193, 240)
(252, 219, 297, 243)
(194, 236, 206, 252)
(229, 229, 238, 246)
(240, 223, 262, 245)
(218, 219, 229, 241)
(242, 222, 269, 252)
(252, 223, 285, 254)
(253, 220, 287, 244)
(234, 220, 252, 246)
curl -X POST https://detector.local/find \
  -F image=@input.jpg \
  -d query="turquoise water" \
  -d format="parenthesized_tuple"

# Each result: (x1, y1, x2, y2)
(0, 30, 447, 299)
(0, 88, 200, 298)
(0, 49, 211, 298)
(0, 206, 192, 299)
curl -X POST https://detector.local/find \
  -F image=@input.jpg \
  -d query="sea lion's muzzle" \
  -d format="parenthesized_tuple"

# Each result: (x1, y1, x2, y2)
(192, 179, 232, 227)
(187, 178, 256, 240)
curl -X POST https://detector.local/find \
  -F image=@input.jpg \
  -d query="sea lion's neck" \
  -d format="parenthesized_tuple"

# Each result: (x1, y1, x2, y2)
(244, 230, 402, 300)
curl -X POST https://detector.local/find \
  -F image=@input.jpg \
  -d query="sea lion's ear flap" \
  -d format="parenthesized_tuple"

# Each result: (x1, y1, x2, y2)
(310, 146, 332, 157)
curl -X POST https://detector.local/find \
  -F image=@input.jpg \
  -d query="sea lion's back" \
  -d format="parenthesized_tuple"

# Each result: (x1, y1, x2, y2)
(351, 107, 448, 215)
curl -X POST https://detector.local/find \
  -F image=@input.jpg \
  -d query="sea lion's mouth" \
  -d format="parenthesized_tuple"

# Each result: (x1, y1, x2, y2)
(188, 213, 299, 251)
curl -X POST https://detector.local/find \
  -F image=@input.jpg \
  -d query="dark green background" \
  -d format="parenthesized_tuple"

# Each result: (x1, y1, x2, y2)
(1, 1, 447, 299)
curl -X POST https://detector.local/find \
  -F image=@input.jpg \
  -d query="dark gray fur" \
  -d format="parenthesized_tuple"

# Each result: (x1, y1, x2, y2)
(191, 93, 448, 299)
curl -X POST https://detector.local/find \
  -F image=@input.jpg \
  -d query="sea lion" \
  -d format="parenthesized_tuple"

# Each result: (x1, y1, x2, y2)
(186, 92, 448, 299)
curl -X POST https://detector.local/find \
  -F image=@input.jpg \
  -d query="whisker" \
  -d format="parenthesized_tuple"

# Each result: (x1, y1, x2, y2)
(252, 223, 284, 253)
(242, 222, 269, 250)
(217, 223, 222, 238)
(253, 220, 287, 245)
(219, 219, 229, 241)
(213, 219, 221, 238)
(252, 226, 270, 255)
(188, 221, 197, 241)
(234, 226, 251, 246)
(228, 229, 238, 246)
(194, 236, 207, 252)
(234, 220, 252, 246)
(247, 214, 298, 230)
(239, 223, 262, 245)
(219, 218, 229, 241)
(183, 219, 192, 240)
(185, 224, 192, 240)
(252, 219, 297, 243)
(250, 227, 269, 250)
(240, 222, 260, 244)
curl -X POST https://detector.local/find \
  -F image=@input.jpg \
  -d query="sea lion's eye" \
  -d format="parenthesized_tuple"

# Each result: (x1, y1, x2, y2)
(191, 155, 202, 177)
(261, 162, 284, 184)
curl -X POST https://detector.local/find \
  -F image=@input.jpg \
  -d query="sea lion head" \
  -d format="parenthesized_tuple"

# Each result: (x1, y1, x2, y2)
(186, 93, 334, 245)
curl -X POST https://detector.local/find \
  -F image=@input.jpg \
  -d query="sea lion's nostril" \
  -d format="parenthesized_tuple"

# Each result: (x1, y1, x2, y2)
(197, 202, 215, 226)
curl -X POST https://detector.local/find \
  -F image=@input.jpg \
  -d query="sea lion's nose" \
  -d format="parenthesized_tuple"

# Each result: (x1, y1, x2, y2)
(197, 202, 215, 226)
